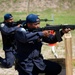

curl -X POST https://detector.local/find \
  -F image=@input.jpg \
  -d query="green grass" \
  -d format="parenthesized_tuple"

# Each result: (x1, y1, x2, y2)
(39, 9, 75, 25)
(0, 9, 75, 32)
(0, 9, 75, 24)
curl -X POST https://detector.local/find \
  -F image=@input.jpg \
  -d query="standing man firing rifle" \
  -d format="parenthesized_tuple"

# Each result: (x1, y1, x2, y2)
(15, 14, 71, 75)
(0, 13, 20, 68)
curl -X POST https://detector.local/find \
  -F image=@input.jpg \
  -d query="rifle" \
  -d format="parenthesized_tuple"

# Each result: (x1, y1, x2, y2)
(11, 18, 53, 27)
(12, 19, 26, 27)
(13, 18, 53, 26)
(0, 19, 26, 27)
(37, 15, 54, 22)
(0, 18, 53, 26)
(40, 19, 53, 22)
(33, 24, 75, 42)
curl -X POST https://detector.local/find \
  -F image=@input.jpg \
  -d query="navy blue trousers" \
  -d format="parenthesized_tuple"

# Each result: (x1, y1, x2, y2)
(16, 60, 62, 75)
(0, 51, 15, 68)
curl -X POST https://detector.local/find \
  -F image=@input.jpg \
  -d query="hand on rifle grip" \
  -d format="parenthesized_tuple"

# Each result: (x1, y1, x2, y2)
(62, 28, 71, 33)
(17, 24, 21, 27)
(42, 30, 51, 37)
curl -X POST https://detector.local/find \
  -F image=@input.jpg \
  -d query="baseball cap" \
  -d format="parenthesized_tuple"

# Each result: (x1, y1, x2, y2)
(4, 13, 13, 20)
(26, 14, 40, 23)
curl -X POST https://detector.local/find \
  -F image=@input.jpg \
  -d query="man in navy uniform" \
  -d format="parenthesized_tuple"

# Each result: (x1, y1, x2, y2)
(0, 13, 20, 68)
(15, 14, 71, 75)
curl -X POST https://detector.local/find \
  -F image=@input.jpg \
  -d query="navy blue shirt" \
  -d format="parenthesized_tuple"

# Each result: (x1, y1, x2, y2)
(0, 23, 18, 51)
(15, 27, 63, 71)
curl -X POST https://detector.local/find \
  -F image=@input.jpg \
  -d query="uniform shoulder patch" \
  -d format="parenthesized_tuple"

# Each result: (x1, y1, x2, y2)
(0, 23, 5, 27)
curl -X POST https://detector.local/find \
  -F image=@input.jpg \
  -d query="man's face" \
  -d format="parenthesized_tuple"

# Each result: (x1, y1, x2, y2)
(27, 22, 40, 29)
(5, 18, 14, 23)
